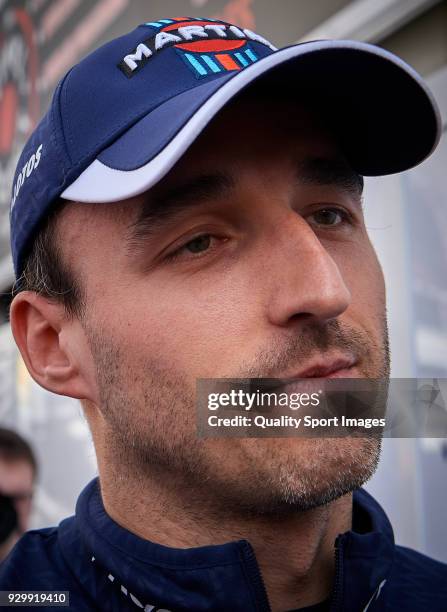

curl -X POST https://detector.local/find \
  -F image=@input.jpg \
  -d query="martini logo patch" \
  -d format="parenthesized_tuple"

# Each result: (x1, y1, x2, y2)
(118, 17, 276, 78)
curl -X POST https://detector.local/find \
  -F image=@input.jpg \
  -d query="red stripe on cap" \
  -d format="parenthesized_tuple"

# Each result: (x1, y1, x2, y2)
(176, 39, 245, 52)
(216, 54, 240, 70)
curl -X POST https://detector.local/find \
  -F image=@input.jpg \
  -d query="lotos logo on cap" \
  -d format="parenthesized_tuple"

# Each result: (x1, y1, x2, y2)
(11, 143, 43, 211)
(118, 17, 276, 79)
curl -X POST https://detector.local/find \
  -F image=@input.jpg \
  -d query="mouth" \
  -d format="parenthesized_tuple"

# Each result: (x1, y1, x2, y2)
(246, 354, 360, 394)
(293, 360, 358, 379)
(277, 354, 359, 382)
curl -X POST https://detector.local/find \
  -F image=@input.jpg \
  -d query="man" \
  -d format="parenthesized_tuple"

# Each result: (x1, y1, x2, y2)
(1, 15, 446, 612)
(0, 428, 36, 561)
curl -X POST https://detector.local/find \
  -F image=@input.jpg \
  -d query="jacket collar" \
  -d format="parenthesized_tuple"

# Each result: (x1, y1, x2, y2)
(58, 478, 395, 612)
(330, 488, 395, 612)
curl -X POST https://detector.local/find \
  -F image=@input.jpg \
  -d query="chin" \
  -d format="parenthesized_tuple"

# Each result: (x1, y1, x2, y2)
(222, 437, 381, 514)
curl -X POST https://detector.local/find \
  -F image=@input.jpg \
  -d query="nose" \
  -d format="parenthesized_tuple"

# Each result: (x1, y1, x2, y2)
(266, 214, 351, 327)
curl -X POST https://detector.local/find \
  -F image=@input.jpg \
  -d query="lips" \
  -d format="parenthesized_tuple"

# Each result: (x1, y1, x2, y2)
(249, 355, 359, 396)
(294, 359, 357, 379)
(280, 355, 358, 380)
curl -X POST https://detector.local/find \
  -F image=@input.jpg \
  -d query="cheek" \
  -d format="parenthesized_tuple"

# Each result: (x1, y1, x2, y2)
(337, 239, 386, 321)
(104, 270, 263, 376)
(359, 247, 385, 309)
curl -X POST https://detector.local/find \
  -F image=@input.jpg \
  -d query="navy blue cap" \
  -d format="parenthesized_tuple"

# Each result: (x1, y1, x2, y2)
(10, 17, 442, 277)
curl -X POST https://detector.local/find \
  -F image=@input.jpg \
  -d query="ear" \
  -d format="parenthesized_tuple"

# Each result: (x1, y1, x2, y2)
(9, 291, 95, 401)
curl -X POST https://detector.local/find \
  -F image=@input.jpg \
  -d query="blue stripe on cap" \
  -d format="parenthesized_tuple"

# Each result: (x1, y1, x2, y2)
(201, 55, 221, 73)
(159, 19, 174, 24)
(235, 52, 249, 67)
(245, 48, 258, 63)
(144, 21, 163, 28)
(184, 53, 207, 76)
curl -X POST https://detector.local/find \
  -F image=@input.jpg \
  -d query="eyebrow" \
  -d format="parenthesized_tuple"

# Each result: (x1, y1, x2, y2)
(297, 157, 364, 199)
(126, 172, 234, 251)
(126, 157, 363, 250)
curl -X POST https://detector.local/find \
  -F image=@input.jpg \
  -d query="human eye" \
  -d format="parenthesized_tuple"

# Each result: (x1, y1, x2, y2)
(163, 233, 222, 263)
(306, 206, 354, 228)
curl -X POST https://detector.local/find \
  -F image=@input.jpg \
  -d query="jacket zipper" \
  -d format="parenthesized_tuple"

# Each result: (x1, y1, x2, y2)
(241, 541, 272, 611)
(329, 534, 345, 612)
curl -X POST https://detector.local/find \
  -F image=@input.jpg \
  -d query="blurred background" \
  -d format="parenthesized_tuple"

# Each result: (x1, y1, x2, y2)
(0, 0, 446, 562)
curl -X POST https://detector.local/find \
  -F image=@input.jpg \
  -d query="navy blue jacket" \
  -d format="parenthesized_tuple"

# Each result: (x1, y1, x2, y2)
(1, 478, 446, 611)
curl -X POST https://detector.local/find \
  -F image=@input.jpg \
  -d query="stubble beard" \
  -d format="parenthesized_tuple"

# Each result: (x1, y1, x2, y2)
(86, 317, 390, 516)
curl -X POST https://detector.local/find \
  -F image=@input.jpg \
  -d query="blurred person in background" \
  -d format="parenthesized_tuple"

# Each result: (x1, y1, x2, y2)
(0, 428, 36, 561)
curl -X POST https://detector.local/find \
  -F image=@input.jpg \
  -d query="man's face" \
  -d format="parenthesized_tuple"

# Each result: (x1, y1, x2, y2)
(61, 95, 389, 513)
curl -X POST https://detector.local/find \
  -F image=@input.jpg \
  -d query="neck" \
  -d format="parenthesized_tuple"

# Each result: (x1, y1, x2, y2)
(95, 439, 352, 612)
